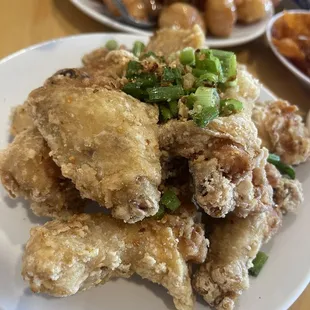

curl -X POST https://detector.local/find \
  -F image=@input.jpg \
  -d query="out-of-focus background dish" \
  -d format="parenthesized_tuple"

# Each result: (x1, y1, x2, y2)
(267, 10, 310, 87)
(70, 0, 275, 47)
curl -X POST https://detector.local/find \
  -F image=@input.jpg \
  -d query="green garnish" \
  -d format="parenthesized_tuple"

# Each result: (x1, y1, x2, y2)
(210, 49, 237, 83)
(168, 101, 179, 117)
(180, 47, 195, 66)
(122, 83, 147, 100)
(249, 251, 269, 277)
(147, 85, 184, 103)
(191, 87, 220, 128)
(105, 39, 118, 51)
(132, 41, 145, 57)
(267, 154, 295, 180)
(126, 61, 144, 78)
(154, 204, 166, 220)
(162, 67, 182, 85)
(195, 49, 222, 75)
(220, 99, 243, 116)
(140, 51, 158, 59)
(159, 105, 173, 122)
(160, 189, 181, 212)
(195, 72, 219, 87)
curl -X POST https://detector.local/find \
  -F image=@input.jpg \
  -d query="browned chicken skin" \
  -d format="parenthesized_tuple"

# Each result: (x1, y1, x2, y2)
(22, 213, 208, 310)
(0, 128, 84, 218)
(193, 206, 282, 310)
(252, 100, 310, 165)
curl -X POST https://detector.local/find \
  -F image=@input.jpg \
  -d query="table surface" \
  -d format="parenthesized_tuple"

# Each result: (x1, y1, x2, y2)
(0, 0, 309, 309)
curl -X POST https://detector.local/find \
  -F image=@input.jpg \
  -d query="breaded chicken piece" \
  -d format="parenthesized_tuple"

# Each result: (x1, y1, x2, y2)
(28, 83, 161, 223)
(252, 100, 310, 165)
(223, 65, 261, 105)
(266, 163, 303, 213)
(145, 25, 205, 57)
(83, 49, 137, 82)
(159, 97, 272, 218)
(193, 207, 282, 310)
(0, 128, 84, 218)
(22, 213, 208, 310)
(10, 104, 33, 136)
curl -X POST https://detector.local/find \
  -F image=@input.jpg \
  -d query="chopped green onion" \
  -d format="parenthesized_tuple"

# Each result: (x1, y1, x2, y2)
(160, 189, 181, 212)
(195, 73, 219, 87)
(249, 251, 268, 277)
(210, 49, 237, 83)
(180, 47, 195, 66)
(126, 61, 143, 78)
(192, 68, 208, 78)
(159, 105, 173, 122)
(168, 101, 179, 117)
(147, 85, 184, 103)
(105, 40, 118, 51)
(267, 154, 295, 179)
(134, 73, 158, 88)
(140, 51, 157, 59)
(162, 67, 182, 85)
(220, 99, 243, 116)
(195, 49, 222, 75)
(186, 93, 196, 109)
(191, 87, 220, 128)
(154, 204, 166, 220)
(132, 41, 145, 57)
(122, 83, 147, 100)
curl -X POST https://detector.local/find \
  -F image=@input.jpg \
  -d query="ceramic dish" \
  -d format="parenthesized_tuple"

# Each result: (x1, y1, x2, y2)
(70, 0, 274, 48)
(0, 33, 309, 310)
(266, 9, 310, 88)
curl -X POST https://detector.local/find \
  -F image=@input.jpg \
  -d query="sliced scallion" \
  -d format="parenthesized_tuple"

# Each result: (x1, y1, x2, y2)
(105, 40, 118, 51)
(132, 41, 145, 57)
(180, 47, 195, 66)
(220, 99, 243, 116)
(147, 85, 184, 103)
(160, 189, 181, 212)
(249, 251, 268, 277)
(267, 154, 295, 180)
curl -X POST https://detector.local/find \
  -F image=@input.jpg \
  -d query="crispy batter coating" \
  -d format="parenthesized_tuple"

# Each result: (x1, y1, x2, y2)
(22, 213, 208, 310)
(193, 207, 282, 310)
(0, 128, 84, 218)
(252, 100, 310, 165)
(28, 83, 161, 223)
(145, 25, 205, 57)
(10, 103, 34, 136)
(266, 163, 303, 213)
(159, 101, 272, 218)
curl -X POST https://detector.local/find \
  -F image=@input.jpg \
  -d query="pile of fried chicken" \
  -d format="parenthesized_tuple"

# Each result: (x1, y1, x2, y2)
(1, 25, 310, 310)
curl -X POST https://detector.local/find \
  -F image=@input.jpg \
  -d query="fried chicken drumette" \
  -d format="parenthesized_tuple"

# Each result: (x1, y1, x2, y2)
(22, 213, 208, 310)
(193, 206, 282, 310)
(252, 100, 310, 165)
(28, 81, 161, 223)
(0, 127, 84, 218)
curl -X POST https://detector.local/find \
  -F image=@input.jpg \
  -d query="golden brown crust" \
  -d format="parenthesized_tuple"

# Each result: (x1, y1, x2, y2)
(28, 83, 161, 223)
(0, 128, 84, 218)
(252, 100, 310, 165)
(22, 213, 208, 310)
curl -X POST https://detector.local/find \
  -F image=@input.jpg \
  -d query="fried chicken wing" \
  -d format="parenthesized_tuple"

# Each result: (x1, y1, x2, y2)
(22, 213, 208, 310)
(28, 82, 161, 223)
(252, 100, 310, 165)
(266, 163, 303, 213)
(145, 25, 205, 57)
(0, 127, 84, 218)
(193, 207, 282, 310)
(159, 99, 272, 218)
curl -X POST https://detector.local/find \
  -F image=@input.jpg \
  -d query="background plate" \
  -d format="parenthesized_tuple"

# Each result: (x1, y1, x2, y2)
(0, 34, 309, 310)
(70, 0, 274, 48)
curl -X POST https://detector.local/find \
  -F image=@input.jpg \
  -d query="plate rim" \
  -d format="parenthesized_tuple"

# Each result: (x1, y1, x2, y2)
(266, 9, 310, 86)
(0, 33, 309, 310)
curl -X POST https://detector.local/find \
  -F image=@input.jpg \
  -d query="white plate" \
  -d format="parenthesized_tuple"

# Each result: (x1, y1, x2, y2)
(0, 34, 309, 310)
(70, 0, 274, 48)
(266, 10, 310, 88)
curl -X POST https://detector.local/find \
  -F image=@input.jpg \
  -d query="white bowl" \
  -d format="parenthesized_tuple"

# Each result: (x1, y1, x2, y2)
(266, 9, 310, 87)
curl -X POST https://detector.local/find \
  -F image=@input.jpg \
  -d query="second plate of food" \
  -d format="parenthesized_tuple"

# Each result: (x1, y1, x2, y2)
(70, 0, 274, 48)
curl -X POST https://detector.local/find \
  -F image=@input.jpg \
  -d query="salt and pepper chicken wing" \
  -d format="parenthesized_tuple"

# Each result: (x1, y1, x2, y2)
(22, 213, 208, 310)
(28, 83, 161, 223)
(193, 206, 282, 310)
(0, 127, 84, 218)
(10, 103, 34, 136)
(252, 100, 310, 165)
